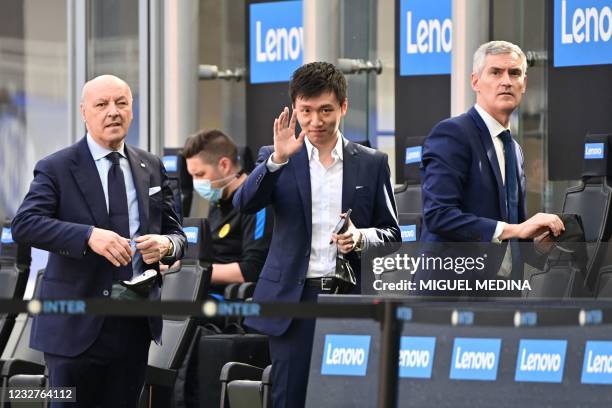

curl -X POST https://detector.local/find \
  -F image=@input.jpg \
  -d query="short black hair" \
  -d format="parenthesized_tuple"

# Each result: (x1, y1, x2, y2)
(289, 62, 347, 106)
(183, 129, 238, 166)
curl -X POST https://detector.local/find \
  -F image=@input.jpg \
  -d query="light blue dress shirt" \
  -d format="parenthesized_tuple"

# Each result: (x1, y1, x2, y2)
(86, 133, 144, 278)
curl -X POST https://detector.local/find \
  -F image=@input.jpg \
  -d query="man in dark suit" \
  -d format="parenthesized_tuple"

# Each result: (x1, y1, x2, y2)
(418, 41, 563, 287)
(233, 62, 400, 408)
(12, 75, 186, 407)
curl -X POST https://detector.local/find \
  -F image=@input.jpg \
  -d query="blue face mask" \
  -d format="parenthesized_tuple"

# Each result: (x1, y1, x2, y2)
(193, 174, 235, 203)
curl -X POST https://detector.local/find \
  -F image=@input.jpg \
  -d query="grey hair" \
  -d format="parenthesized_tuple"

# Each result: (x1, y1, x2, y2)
(472, 41, 527, 76)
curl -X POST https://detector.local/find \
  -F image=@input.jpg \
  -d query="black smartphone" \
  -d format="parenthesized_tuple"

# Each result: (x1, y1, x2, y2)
(330, 209, 352, 244)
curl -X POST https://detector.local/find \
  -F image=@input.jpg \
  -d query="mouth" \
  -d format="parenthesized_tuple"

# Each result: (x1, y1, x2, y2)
(105, 122, 122, 129)
(498, 92, 514, 97)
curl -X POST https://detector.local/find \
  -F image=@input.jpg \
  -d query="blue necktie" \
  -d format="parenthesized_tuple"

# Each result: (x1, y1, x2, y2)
(106, 152, 133, 280)
(499, 130, 522, 279)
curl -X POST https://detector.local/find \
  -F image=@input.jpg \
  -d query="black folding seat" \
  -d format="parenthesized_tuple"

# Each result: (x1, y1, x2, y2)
(139, 218, 213, 407)
(528, 134, 612, 298)
(0, 221, 30, 356)
(0, 270, 46, 406)
(219, 362, 272, 408)
(394, 136, 425, 214)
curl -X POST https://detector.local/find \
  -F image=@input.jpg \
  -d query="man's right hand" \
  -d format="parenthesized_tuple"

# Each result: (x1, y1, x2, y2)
(500, 213, 565, 240)
(88, 227, 132, 267)
(272, 107, 306, 164)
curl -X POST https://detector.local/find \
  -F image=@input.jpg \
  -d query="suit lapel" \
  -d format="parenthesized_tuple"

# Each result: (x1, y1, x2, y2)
(469, 108, 507, 220)
(342, 141, 360, 212)
(125, 145, 150, 232)
(70, 137, 110, 228)
(292, 145, 312, 239)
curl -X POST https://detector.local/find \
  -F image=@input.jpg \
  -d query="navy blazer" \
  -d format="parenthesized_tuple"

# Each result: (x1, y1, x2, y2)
(418, 107, 528, 280)
(233, 140, 400, 336)
(12, 137, 186, 357)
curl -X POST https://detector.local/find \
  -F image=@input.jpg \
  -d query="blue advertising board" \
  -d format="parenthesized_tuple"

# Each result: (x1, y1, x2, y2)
(399, 0, 452, 76)
(554, 0, 612, 67)
(249, 1, 303, 84)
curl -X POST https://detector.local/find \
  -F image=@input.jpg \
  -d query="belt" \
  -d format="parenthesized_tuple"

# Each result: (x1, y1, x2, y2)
(305, 277, 339, 292)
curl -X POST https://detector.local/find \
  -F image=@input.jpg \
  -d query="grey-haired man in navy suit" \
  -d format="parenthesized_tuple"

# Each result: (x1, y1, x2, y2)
(12, 75, 186, 407)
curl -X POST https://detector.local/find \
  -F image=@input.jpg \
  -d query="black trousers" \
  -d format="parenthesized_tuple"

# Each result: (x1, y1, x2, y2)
(45, 316, 151, 408)
(268, 286, 321, 408)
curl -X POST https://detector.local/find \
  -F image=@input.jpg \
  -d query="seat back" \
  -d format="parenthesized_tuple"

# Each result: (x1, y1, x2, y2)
(227, 381, 263, 408)
(0, 223, 30, 355)
(237, 146, 255, 173)
(560, 134, 612, 295)
(394, 185, 422, 214)
(162, 148, 194, 217)
(395, 136, 425, 213)
(397, 213, 422, 243)
(147, 218, 212, 370)
(1, 270, 45, 370)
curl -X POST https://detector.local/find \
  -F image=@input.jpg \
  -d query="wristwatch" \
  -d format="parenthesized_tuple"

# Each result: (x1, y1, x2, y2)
(165, 237, 174, 257)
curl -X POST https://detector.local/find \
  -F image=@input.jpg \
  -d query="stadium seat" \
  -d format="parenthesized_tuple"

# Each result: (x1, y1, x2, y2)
(0, 270, 46, 406)
(394, 136, 425, 214)
(0, 221, 30, 356)
(140, 218, 212, 407)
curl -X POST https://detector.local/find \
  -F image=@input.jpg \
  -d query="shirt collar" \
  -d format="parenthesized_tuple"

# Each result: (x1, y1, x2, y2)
(474, 104, 510, 140)
(304, 131, 345, 162)
(86, 133, 127, 161)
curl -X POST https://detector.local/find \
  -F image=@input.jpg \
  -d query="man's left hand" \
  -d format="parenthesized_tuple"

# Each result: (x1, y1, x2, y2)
(331, 216, 362, 255)
(135, 234, 172, 264)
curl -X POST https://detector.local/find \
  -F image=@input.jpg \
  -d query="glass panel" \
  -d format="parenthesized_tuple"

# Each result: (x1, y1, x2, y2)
(492, 0, 575, 214)
(340, 0, 374, 145)
(87, 0, 140, 146)
(197, 0, 246, 147)
(0, 0, 69, 221)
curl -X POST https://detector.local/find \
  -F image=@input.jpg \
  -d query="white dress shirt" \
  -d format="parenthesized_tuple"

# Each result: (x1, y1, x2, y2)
(473, 104, 514, 277)
(266, 133, 346, 279)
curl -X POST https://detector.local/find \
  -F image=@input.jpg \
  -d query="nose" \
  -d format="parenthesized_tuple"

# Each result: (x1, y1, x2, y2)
(107, 102, 120, 117)
(500, 70, 512, 85)
(311, 112, 323, 126)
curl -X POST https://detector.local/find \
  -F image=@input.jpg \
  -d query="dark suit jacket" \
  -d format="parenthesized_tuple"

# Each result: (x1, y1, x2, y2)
(233, 140, 400, 336)
(12, 137, 186, 357)
(418, 107, 530, 282)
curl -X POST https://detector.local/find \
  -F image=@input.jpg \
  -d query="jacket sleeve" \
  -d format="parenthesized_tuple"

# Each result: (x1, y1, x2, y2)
(11, 158, 91, 259)
(420, 120, 498, 242)
(233, 146, 284, 214)
(359, 153, 401, 248)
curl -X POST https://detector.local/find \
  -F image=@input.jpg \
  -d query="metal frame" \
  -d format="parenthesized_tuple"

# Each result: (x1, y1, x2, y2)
(67, 0, 88, 144)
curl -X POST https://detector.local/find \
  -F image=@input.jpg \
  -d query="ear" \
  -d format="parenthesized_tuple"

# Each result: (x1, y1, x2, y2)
(522, 74, 528, 94)
(471, 72, 479, 92)
(219, 157, 232, 174)
(340, 98, 348, 116)
(80, 103, 86, 123)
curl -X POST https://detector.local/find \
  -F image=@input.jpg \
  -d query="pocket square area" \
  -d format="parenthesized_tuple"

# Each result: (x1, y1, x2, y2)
(148, 186, 162, 196)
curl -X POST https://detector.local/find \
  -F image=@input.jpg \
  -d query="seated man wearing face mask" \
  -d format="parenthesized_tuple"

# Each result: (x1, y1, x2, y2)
(183, 129, 272, 287)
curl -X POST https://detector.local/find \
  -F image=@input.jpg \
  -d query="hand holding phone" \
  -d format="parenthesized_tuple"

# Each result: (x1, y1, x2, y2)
(329, 209, 352, 244)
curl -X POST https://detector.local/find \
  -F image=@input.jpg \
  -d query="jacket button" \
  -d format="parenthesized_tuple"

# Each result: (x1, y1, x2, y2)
(103, 290, 110, 296)
(298, 278, 304, 285)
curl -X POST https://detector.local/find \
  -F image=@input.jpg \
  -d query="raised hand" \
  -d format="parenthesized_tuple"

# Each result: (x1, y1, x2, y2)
(272, 107, 306, 164)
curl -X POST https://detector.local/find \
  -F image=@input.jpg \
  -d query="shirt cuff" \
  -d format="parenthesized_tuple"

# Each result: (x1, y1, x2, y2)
(358, 228, 377, 251)
(492, 222, 506, 243)
(266, 155, 288, 172)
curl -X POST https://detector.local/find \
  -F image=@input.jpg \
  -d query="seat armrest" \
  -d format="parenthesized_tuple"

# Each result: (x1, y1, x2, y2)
(8, 374, 46, 387)
(220, 362, 263, 382)
(1, 359, 45, 377)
